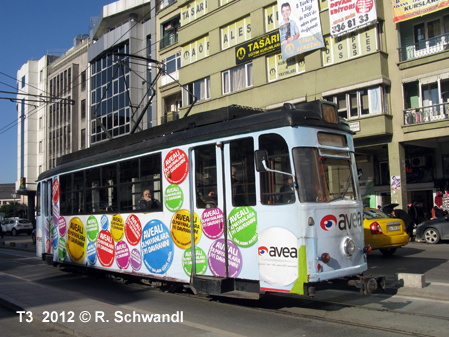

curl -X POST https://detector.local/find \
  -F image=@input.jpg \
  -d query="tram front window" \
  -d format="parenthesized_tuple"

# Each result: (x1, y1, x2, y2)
(293, 148, 355, 202)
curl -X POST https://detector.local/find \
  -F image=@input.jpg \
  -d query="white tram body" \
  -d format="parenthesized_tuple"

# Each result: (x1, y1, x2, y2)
(36, 101, 376, 298)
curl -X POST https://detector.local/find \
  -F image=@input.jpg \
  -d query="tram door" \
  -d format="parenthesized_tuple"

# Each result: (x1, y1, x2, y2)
(190, 138, 257, 292)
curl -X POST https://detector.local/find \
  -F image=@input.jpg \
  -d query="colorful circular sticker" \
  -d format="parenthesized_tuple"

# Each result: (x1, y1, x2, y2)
(58, 237, 67, 261)
(111, 214, 124, 242)
(258, 227, 298, 286)
(53, 202, 60, 220)
(164, 184, 184, 212)
(96, 230, 115, 267)
(202, 208, 224, 239)
(66, 217, 87, 264)
(58, 217, 67, 237)
(182, 247, 207, 276)
(87, 242, 97, 265)
(87, 215, 100, 242)
(164, 149, 189, 184)
(208, 238, 242, 277)
(115, 240, 130, 269)
(141, 220, 174, 274)
(101, 214, 109, 231)
(228, 206, 258, 247)
(170, 209, 201, 249)
(52, 178, 60, 204)
(125, 214, 142, 246)
(51, 221, 58, 249)
(130, 248, 142, 271)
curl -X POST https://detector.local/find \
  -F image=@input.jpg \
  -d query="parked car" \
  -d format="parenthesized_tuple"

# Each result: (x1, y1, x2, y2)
(0, 218, 33, 236)
(363, 208, 409, 255)
(415, 214, 449, 244)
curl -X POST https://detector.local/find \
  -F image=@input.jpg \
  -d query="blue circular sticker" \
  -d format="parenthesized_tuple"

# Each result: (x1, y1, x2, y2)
(87, 242, 97, 265)
(141, 220, 174, 274)
(101, 215, 109, 231)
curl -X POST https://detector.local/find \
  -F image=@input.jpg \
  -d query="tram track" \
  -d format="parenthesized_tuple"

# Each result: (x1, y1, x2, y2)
(1, 249, 448, 337)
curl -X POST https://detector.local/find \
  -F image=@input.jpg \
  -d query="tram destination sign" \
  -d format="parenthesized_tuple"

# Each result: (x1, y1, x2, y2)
(235, 31, 281, 64)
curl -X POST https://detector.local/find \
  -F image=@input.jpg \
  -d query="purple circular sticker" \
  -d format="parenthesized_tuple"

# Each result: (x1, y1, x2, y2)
(202, 208, 224, 239)
(115, 240, 130, 269)
(208, 238, 242, 277)
(58, 217, 67, 237)
(130, 248, 142, 271)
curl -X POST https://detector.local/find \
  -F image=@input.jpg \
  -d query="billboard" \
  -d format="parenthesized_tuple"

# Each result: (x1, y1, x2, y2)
(329, 0, 378, 37)
(392, 0, 449, 23)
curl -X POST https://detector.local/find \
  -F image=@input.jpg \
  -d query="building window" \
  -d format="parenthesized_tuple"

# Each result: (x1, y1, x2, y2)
(90, 43, 130, 143)
(21, 76, 25, 88)
(81, 99, 86, 120)
(81, 71, 86, 91)
(222, 62, 253, 94)
(267, 53, 305, 82)
(183, 77, 210, 105)
(161, 52, 181, 86)
(220, 0, 235, 6)
(325, 86, 386, 119)
(160, 16, 180, 49)
(81, 129, 86, 149)
(221, 16, 251, 50)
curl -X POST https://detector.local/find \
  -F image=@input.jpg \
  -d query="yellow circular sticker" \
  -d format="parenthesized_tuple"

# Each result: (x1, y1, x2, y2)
(67, 217, 87, 263)
(111, 214, 125, 242)
(171, 209, 201, 249)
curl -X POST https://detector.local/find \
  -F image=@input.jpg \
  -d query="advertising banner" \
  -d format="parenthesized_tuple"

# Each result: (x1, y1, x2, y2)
(277, 0, 324, 60)
(392, 0, 449, 23)
(329, 0, 378, 37)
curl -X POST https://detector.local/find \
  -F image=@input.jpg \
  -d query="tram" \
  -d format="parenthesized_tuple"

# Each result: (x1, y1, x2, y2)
(36, 100, 379, 299)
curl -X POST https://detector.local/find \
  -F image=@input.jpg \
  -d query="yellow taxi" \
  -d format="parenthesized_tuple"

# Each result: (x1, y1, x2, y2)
(363, 208, 409, 256)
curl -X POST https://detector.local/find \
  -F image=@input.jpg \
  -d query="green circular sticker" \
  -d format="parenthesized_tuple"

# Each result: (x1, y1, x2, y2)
(182, 247, 207, 276)
(58, 237, 67, 260)
(87, 215, 100, 242)
(164, 184, 184, 212)
(228, 206, 258, 247)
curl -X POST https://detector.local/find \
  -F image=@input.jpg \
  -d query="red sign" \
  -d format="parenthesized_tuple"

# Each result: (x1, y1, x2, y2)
(96, 230, 115, 267)
(125, 214, 142, 246)
(164, 149, 189, 184)
(52, 178, 60, 204)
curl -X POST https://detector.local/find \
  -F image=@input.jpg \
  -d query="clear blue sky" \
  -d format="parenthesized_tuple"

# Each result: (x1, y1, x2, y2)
(0, 0, 112, 183)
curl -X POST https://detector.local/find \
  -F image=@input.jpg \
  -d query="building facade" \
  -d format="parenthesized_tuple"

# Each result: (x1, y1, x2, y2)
(156, 0, 449, 218)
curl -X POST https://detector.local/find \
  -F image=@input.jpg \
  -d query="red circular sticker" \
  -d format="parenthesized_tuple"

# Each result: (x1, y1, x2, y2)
(356, 0, 373, 13)
(96, 230, 115, 267)
(125, 214, 142, 246)
(52, 178, 60, 204)
(164, 149, 189, 184)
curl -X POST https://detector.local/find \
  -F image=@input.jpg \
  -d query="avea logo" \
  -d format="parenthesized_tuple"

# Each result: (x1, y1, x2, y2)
(258, 246, 268, 256)
(259, 246, 298, 258)
(320, 215, 337, 231)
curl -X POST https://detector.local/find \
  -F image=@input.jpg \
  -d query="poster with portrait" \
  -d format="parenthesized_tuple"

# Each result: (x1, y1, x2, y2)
(391, 176, 401, 191)
(277, 0, 324, 60)
(329, 0, 378, 37)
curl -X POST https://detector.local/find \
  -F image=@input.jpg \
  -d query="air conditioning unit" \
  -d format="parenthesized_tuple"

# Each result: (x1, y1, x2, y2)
(411, 156, 426, 167)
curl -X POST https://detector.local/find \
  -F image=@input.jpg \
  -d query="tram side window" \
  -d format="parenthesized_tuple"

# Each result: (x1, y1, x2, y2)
(258, 134, 295, 205)
(124, 153, 162, 212)
(195, 144, 218, 209)
(292, 148, 324, 202)
(36, 183, 41, 216)
(230, 138, 256, 207)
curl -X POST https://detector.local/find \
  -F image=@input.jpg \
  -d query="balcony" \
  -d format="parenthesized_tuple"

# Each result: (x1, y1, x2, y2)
(160, 30, 178, 50)
(398, 33, 449, 62)
(404, 102, 449, 125)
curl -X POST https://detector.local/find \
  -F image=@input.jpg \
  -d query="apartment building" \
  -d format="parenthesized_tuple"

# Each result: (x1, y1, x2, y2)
(157, 0, 449, 215)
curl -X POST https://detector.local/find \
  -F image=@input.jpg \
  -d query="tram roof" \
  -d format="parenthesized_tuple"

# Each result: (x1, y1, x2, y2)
(38, 100, 352, 180)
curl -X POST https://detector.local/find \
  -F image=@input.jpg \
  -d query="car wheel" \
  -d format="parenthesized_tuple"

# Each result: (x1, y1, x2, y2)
(379, 248, 397, 256)
(11, 228, 17, 236)
(424, 228, 440, 244)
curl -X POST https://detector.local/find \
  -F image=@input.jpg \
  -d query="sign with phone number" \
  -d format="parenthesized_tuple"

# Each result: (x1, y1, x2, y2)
(329, 0, 377, 37)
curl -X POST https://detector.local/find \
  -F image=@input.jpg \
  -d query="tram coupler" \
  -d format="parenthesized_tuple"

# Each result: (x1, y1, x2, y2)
(349, 275, 386, 295)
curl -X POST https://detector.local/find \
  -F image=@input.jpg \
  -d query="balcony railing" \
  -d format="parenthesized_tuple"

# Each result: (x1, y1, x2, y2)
(161, 111, 180, 124)
(404, 102, 449, 125)
(159, 31, 178, 49)
(398, 33, 449, 62)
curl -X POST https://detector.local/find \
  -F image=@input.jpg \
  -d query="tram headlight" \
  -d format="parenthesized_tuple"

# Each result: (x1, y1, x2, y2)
(343, 238, 356, 257)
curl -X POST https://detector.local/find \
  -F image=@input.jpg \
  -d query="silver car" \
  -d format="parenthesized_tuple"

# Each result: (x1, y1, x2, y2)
(1, 218, 33, 236)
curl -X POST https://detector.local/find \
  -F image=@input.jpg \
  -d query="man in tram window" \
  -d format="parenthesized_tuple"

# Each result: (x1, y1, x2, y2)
(231, 167, 246, 206)
(279, 176, 295, 203)
(139, 189, 161, 210)
(279, 2, 300, 46)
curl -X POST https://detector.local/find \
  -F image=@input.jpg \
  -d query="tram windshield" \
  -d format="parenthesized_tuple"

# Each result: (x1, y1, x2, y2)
(293, 147, 357, 203)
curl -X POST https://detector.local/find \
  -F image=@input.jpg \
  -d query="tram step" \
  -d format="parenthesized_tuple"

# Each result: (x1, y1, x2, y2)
(192, 275, 260, 299)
